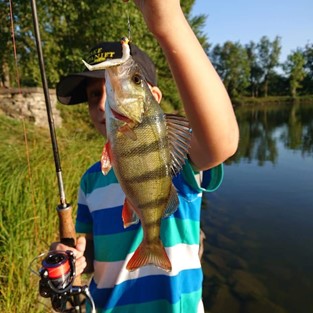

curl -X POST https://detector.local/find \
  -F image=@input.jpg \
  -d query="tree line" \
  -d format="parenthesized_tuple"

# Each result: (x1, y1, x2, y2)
(210, 36, 313, 99)
(1, 0, 312, 112)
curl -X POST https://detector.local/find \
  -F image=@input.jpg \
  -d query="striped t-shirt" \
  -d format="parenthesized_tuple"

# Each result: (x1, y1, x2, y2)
(76, 160, 223, 313)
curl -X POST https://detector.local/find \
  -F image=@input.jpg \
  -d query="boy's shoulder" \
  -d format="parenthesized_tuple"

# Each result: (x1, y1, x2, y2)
(85, 161, 102, 174)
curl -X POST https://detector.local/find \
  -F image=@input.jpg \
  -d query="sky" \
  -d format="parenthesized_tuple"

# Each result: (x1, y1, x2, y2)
(191, 0, 312, 62)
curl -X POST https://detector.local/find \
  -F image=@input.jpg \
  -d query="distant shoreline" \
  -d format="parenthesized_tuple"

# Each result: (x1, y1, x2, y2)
(232, 95, 313, 106)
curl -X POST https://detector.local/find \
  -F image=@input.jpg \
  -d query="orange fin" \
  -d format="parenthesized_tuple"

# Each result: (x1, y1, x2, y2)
(163, 183, 179, 218)
(122, 198, 139, 228)
(101, 142, 112, 175)
(126, 240, 172, 272)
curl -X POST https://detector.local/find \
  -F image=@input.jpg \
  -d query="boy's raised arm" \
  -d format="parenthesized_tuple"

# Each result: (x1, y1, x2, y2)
(132, 0, 239, 170)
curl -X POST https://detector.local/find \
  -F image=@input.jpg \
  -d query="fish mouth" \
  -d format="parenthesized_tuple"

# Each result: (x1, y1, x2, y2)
(111, 108, 132, 123)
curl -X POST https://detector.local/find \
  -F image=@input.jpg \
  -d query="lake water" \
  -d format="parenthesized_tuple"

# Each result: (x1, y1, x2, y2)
(201, 102, 313, 313)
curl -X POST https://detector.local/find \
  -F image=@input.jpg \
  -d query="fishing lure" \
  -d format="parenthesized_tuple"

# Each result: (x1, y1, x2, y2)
(82, 37, 131, 71)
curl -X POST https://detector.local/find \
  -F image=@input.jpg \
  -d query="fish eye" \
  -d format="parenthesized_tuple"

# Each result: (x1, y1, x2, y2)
(132, 74, 142, 85)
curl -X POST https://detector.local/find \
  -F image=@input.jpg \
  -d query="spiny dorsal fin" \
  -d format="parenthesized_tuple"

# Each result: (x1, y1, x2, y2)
(166, 114, 192, 176)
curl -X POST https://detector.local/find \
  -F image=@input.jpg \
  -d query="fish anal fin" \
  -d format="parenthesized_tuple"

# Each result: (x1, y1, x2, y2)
(101, 142, 112, 175)
(126, 240, 172, 272)
(163, 184, 179, 218)
(165, 114, 192, 176)
(122, 198, 139, 228)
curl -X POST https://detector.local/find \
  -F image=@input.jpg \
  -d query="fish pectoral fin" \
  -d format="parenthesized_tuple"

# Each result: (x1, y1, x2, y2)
(122, 198, 139, 228)
(101, 142, 112, 175)
(166, 114, 192, 176)
(118, 124, 137, 141)
(163, 184, 179, 218)
(126, 240, 172, 272)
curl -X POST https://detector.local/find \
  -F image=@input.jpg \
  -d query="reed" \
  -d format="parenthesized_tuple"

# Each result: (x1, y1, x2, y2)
(0, 111, 103, 312)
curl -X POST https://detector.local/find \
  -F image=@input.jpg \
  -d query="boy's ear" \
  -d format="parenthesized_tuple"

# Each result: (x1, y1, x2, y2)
(150, 86, 162, 103)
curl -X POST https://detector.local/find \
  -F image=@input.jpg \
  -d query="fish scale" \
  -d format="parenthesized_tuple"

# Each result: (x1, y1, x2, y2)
(114, 115, 172, 215)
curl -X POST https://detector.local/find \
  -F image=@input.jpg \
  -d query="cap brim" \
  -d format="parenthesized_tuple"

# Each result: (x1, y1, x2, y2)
(57, 70, 105, 105)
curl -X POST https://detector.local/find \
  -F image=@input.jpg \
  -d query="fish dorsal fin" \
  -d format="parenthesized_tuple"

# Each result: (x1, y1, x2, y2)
(166, 114, 192, 176)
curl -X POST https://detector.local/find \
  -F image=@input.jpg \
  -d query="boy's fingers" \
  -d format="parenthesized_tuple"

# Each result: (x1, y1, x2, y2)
(49, 240, 85, 259)
(76, 236, 86, 253)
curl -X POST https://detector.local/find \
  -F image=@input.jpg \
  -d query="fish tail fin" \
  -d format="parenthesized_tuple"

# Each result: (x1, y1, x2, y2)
(126, 240, 172, 272)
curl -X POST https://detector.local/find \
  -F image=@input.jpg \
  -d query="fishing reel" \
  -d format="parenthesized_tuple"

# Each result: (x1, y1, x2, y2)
(31, 250, 95, 312)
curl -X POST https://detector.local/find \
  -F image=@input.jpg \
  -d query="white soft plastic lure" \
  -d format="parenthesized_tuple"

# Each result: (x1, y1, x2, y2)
(82, 37, 130, 71)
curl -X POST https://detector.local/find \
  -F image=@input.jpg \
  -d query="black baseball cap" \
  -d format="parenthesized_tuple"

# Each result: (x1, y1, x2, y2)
(57, 41, 157, 105)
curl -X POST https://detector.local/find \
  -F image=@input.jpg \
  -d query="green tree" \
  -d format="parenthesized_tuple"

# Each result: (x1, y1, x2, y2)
(283, 49, 306, 97)
(303, 44, 313, 74)
(210, 41, 250, 98)
(257, 36, 281, 97)
(245, 41, 263, 97)
(302, 43, 313, 94)
(267, 72, 289, 96)
(0, 0, 12, 87)
(0, 0, 54, 87)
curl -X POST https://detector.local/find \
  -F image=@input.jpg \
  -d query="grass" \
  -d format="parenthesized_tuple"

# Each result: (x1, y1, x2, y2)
(0, 106, 103, 312)
(0, 96, 186, 312)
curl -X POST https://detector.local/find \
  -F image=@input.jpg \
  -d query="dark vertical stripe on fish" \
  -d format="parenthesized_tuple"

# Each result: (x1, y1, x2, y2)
(122, 165, 170, 184)
(118, 135, 168, 157)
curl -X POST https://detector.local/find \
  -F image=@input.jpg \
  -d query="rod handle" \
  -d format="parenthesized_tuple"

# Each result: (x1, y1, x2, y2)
(57, 204, 81, 286)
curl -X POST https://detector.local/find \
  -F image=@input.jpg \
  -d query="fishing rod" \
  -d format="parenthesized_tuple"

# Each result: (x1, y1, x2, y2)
(29, 0, 95, 311)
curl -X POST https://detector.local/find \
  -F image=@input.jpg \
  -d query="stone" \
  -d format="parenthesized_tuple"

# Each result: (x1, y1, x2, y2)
(244, 298, 287, 313)
(0, 87, 62, 128)
(230, 270, 268, 300)
(210, 285, 241, 313)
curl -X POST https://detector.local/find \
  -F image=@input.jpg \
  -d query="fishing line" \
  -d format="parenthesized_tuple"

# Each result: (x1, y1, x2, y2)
(125, 0, 132, 42)
(30, 250, 96, 312)
(8, 0, 20, 90)
(8, 0, 39, 239)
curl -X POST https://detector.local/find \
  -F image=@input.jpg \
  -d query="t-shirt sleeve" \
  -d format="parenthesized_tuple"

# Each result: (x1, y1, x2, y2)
(182, 160, 224, 193)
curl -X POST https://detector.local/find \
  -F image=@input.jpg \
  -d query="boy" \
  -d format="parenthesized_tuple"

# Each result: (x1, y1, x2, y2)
(52, 1, 239, 312)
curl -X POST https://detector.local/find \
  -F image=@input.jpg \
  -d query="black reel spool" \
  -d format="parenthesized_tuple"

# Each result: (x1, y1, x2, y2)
(38, 250, 92, 312)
